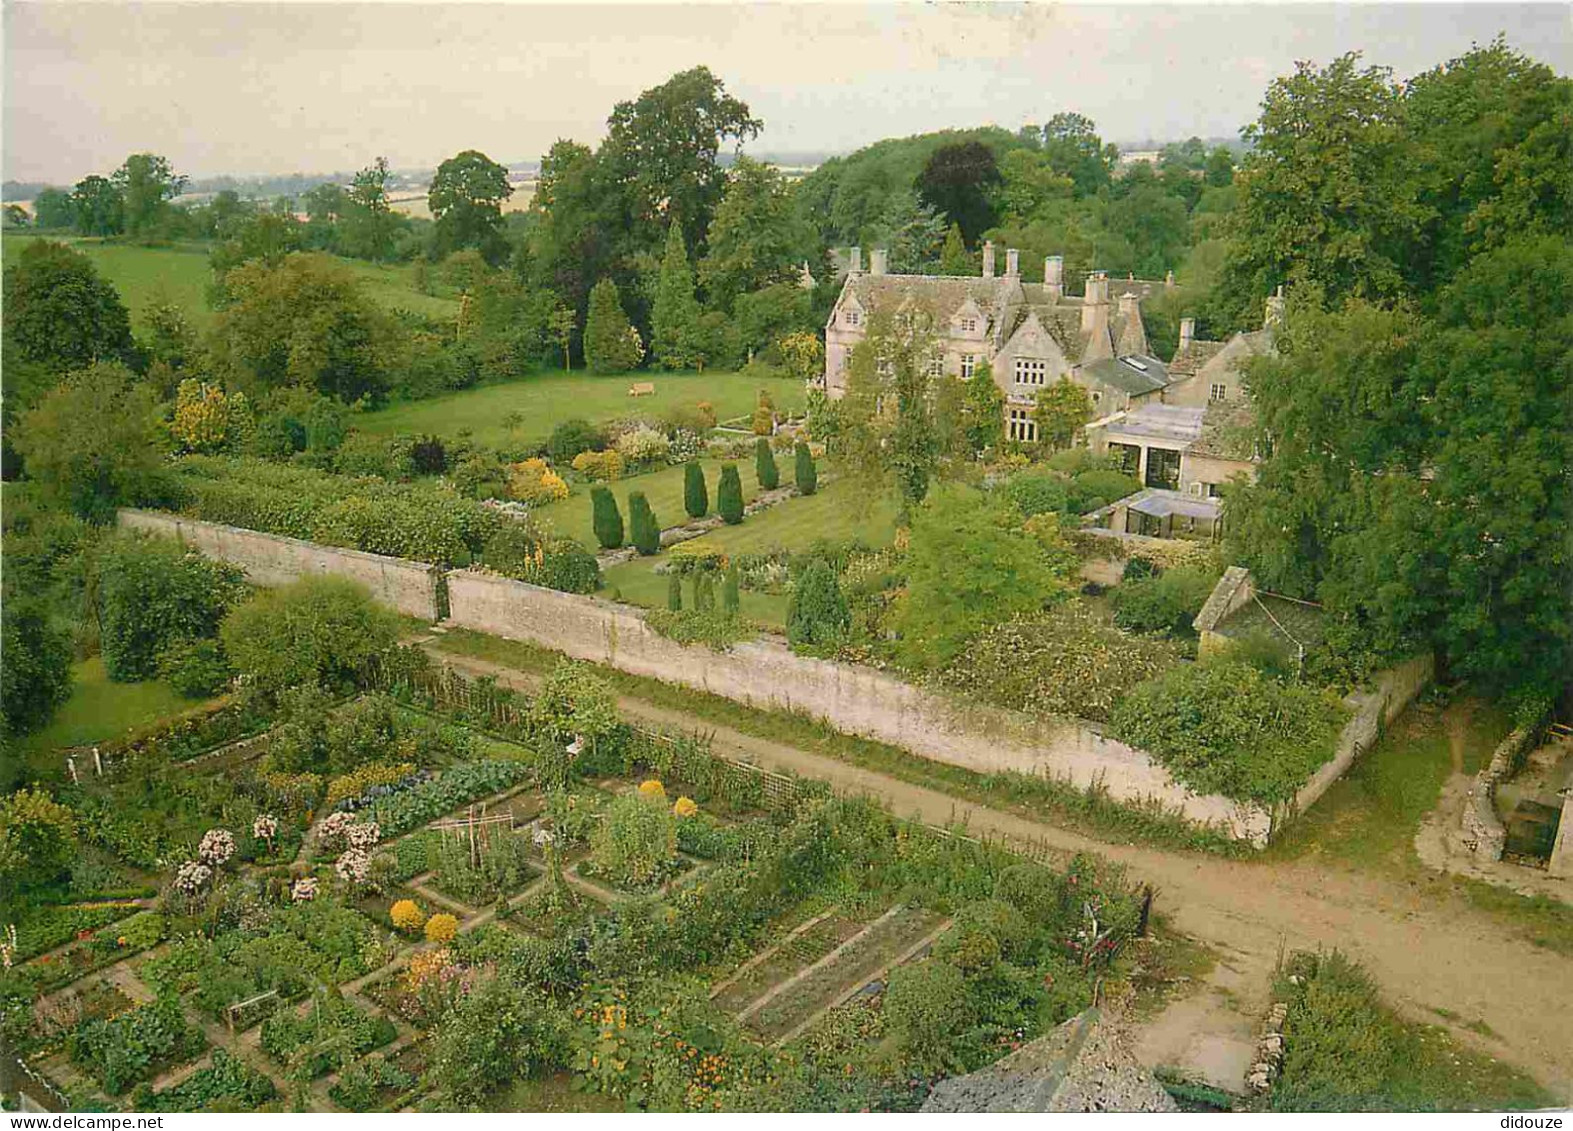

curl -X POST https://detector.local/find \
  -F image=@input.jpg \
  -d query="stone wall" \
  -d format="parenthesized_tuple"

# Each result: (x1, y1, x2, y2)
(1192, 566, 1255, 657)
(443, 569, 1274, 844)
(1282, 652, 1435, 822)
(117, 509, 442, 620)
(1459, 721, 1544, 862)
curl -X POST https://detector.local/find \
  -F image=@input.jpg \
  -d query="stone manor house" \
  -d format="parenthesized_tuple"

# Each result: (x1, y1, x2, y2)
(820, 241, 1282, 539)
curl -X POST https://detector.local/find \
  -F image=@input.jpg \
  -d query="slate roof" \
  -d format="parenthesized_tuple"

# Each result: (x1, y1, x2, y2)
(1190, 398, 1258, 461)
(1082, 355, 1170, 396)
(1215, 593, 1327, 651)
(1102, 403, 1206, 445)
(1166, 339, 1227, 377)
(843, 273, 1018, 328)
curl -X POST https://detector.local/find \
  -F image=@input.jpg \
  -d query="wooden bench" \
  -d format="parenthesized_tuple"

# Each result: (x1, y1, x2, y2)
(628, 382, 656, 397)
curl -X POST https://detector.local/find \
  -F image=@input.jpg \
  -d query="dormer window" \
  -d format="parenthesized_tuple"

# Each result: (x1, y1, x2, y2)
(959, 316, 978, 333)
(844, 309, 861, 327)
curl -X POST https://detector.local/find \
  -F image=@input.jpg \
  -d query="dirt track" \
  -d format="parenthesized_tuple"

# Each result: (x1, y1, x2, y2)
(431, 647, 1573, 1100)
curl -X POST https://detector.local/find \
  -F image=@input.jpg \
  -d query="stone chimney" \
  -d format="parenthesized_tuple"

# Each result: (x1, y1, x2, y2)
(1044, 255, 1064, 301)
(1264, 284, 1285, 328)
(1179, 317, 1195, 350)
(849, 246, 863, 275)
(870, 248, 888, 276)
(1080, 271, 1109, 334)
(1118, 292, 1140, 320)
(981, 240, 996, 279)
(1005, 248, 1020, 278)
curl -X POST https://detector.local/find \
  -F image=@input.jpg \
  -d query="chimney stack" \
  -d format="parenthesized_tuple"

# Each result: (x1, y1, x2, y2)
(1118, 292, 1140, 319)
(1005, 248, 1020, 278)
(1081, 271, 1109, 334)
(870, 248, 888, 276)
(1179, 317, 1195, 350)
(849, 246, 863, 275)
(981, 240, 995, 279)
(1044, 255, 1064, 301)
(1264, 284, 1285, 328)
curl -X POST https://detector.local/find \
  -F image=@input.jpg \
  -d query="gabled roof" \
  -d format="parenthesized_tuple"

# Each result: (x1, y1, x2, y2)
(841, 273, 1021, 331)
(1189, 397, 1258, 461)
(1167, 339, 1226, 377)
(1081, 355, 1170, 396)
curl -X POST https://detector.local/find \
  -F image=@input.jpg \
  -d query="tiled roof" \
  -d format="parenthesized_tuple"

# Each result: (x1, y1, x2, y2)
(1190, 398, 1258, 460)
(1167, 339, 1226, 376)
(1215, 593, 1327, 651)
(844, 273, 1018, 327)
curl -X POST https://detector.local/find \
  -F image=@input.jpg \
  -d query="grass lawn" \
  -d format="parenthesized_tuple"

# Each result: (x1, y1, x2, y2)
(355, 370, 807, 450)
(532, 458, 767, 549)
(15, 657, 217, 778)
(600, 474, 899, 630)
(1, 234, 459, 331)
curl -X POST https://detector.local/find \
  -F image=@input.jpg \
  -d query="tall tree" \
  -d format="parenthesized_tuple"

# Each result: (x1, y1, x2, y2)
(429, 150, 513, 264)
(1031, 378, 1093, 452)
(71, 175, 123, 236)
(1041, 113, 1115, 197)
(938, 224, 971, 275)
(698, 156, 808, 311)
(601, 67, 762, 258)
(582, 278, 642, 373)
(838, 304, 944, 519)
(916, 140, 1002, 244)
(342, 156, 401, 262)
(31, 188, 75, 230)
(651, 221, 701, 369)
(112, 153, 185, 240)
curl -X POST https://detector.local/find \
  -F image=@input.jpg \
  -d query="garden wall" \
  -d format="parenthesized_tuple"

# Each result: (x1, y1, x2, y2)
(117, 509, 442, 620)
(443, 569, 1275, 844)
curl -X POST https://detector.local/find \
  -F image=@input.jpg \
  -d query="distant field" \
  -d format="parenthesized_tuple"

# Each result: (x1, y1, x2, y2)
(389, 181, 535, 221)
(0, 234, 461, 331)
(532, 457, 765, 548)
(356, 371, 807, 450)
(600, 474, 897, 629)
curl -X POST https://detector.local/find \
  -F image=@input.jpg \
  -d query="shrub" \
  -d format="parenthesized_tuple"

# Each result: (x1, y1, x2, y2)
(156, 638, 234, 698)
(717, 464, 744, 524)
(751, 390, 775, 436)
(425, 912, 459, 943)
(1, 598, 73, 740)
(390, 899, 426, 933)
(507, 458, 570, 504)
(644, 607, 750, 650)
(220, 576, 400, 693)
(68, 996, 206, 1094)
(754, 437, 780, 490)
(1107, 658, 1350, 804)
(667, 572, 683, 611)
(97, 534, 248, 681)
(794, 441, 817, 495)
(591, 790, 678, 890)
(614, 425, 671, 468)
(1067, 468, 1141, 514)
(627, 491, 661, 556)
(547, 419, 603, 465)
(1004, 470, 1069, 518)
(583, 278, 643, 373)
(428, 975, 567, 1107)
(1122, 556, 1159, 582)
(335, 431, 417, 480)
(1112, 565, 1221, 638)
(787, 560, 849, 653)
(480, 522, 601, 594)
(0, 787, 78, 888)
(722, 563, 741, 614)
(882, 959, 973, 1077)
(683, 460, 708, 519)
(410, 435, 447, 475)
(590, 485, 624, 550)
(571, 449, 625, 482)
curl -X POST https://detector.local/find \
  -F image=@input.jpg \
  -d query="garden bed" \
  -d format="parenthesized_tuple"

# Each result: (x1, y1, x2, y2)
(711, 911, 872, 1016)
(330, 1041, 428, 1112)
(260, 995, 398, 1078)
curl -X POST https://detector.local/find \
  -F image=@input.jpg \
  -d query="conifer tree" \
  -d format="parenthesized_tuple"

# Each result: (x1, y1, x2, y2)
(939, 223, 972, 275)
(794, 441, 818, 496)
(584, 278, 643, 373)
(692, 571, 715, 613)
(590, 484, 623, 549)
(652, 221, 701, 370)
(683, 460, 708, 519)
(787, 559, 850, 650)
(717, 464, 744, 524)
(628, 491, 660, 555)
(722, 563, 741, 615)
(667, 572, 683, 611)
(754, 437, 779, 490)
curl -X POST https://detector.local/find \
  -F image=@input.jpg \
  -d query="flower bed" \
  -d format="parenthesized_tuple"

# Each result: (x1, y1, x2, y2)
(6, 903, 146, 964)
(13, 911, 167, 996)
(66, 995, 207, 1095)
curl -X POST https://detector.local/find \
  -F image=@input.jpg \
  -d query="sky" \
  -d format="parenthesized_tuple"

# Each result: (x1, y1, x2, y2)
(4, 1, 1571, 185)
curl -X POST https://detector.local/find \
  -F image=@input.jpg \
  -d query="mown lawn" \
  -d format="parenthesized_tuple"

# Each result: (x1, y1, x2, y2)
(1, 234, 460, 330)
(532, 458, 766, 549)
(15, 657, 217, 778)
(356, 371, 807, 450)
(600, 474, 898, 630)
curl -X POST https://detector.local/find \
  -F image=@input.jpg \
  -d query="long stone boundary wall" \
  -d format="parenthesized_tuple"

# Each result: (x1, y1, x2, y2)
(118, 509, 442, 620)
(122, 509, 1434, 847)
(443, 569, 1274, 843)
(1459, 718, 1546, 862)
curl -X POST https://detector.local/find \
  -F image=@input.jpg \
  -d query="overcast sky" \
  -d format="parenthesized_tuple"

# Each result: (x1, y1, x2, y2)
(5, 1, 1570, 185)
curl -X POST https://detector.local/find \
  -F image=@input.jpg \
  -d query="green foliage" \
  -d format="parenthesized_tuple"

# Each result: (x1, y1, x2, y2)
(786, 559, 850, 654)
(366, 760, 531, 838)
(481, 520, 602, 595)
(590, 789, 679, 890)
(627, 490, 661, 555)
(754, 437, 780, 490)
(12, 362, 164, 523)
(0, 787, 78, 888)
(881, 959, 974, 1077)
(1108, 658, 1349, 804)
(1066, 467, 1141, 513)
(722, 563, 740, 615)
(793, 442, 818, 496)
(430, 976, 569, 1108)
(429, 150, 513, 264)
(590, 484, 624, 550)
(652, 221, 702, 369)
(717, 464, 744, 524)
(0, 597, 73, 739)
(1003, 469, 1069, 518)
(157, 638, 234, 698)
(667, 572, 683, 611)
(1031, 378, 1093, 451)
(1, 240, 134, 394)
(583, 278, 643, 374)
(683, 460, 709, 519)
(96, 534, 247, 682)
(944, 603, 1182, 723)
(895, 487, 1075, 671)
(67, 995, 205, 1095)
(700, 156, 812, 312)
(220, 576, 399, 693)
(139, 1048, 277, 1113)
(645, 606, 751, 651)
(961, 363, 1005, 454)
(1111, 564, 1221, 638)
(261, 992, 396, 1078)
(547, 418, 605, 464)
